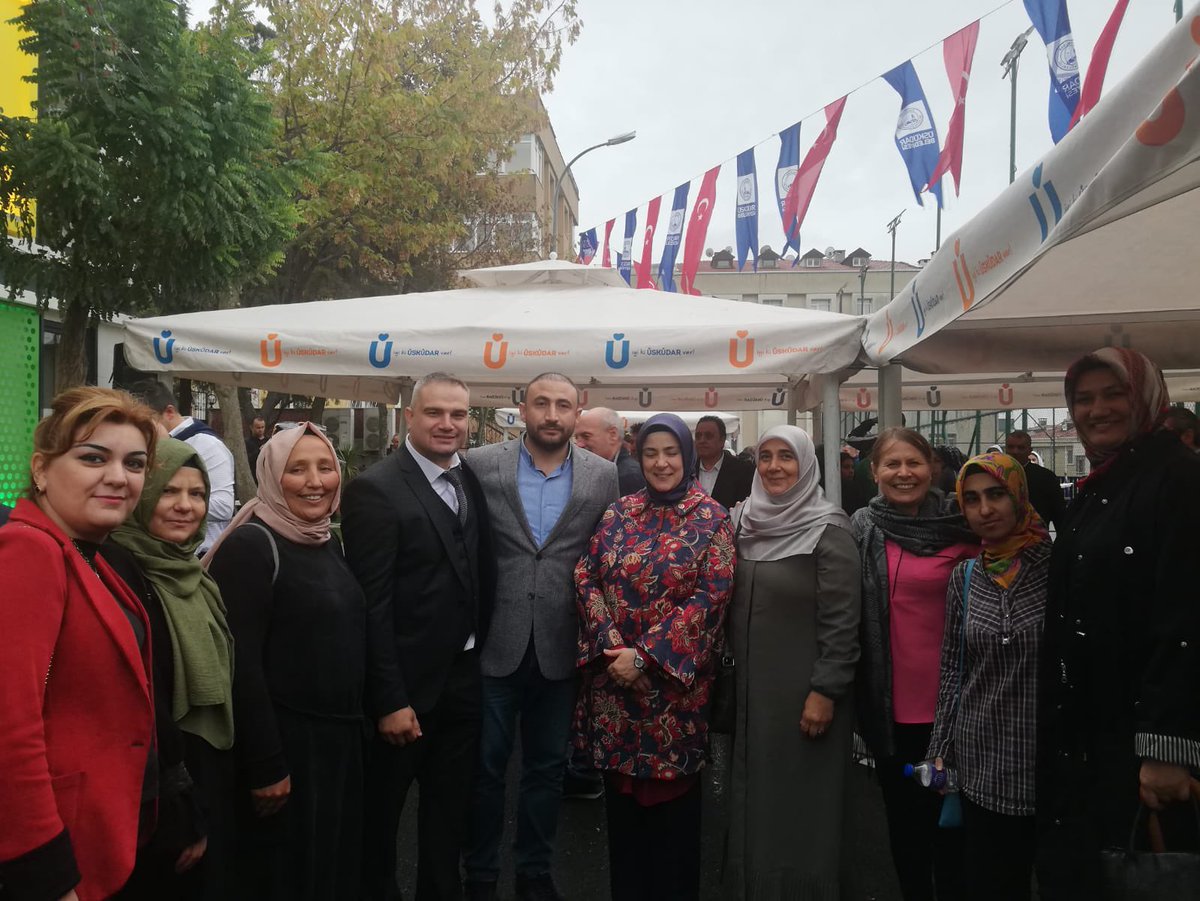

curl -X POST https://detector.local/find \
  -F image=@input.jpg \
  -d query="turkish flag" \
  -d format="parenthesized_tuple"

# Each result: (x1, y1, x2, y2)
(925, 21, 979, 197)
(601, 218, 615, 267)
(1069, 0, 1129, 131)
(679, 165, 721, 296)
(782, 96, 847, 251)
(635, 196, 662, 289)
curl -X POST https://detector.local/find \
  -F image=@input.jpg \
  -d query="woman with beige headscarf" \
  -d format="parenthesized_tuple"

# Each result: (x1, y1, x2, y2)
(723, 425, 861, 899)
(204, 423, 366, 901)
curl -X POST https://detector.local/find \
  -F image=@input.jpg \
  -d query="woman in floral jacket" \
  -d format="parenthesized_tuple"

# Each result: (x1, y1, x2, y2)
(574, 413, 735, 901)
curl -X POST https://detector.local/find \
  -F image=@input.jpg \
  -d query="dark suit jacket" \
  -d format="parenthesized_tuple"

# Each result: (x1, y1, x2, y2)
(1024, 461, 1067, 531)
(699, 450, 755, 511)
(341, 445, 495, 718)
(615, 447, 646, 496)
(0, 504, 9, 526)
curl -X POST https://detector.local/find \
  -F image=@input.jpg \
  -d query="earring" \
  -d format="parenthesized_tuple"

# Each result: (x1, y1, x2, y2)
(35, 482, 45, 493)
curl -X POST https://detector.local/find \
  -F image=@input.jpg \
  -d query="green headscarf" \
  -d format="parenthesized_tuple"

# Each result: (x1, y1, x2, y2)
(110, 438, 234, 750)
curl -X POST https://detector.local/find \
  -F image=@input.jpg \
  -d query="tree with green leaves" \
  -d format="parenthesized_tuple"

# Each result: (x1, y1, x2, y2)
(0, 0, 300, 389)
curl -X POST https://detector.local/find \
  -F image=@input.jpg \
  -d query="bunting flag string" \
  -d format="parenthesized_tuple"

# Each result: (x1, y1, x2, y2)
(734, 148, 759, 271)
(1024, 0, 1081, 144)
(601, 218, 615, 267)
(883, 61, 944, 207)
(782, 96, 848, 258)
(635, 196, 662, 289)
(775, 123, 802, 256)
(925, 21, 979, 196)
(679, 165, 721, 296)
(618, 208, 637, 285)
(576, 228, 598, 264)
(658, 183, 690, 292)
(1068, 0, 1129, 131)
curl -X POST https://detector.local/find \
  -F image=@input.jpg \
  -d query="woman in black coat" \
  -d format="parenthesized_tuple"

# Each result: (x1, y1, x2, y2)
(1036, 348, 1200, 900)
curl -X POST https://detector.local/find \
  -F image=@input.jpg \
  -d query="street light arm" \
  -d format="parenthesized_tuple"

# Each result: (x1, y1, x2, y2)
(550, 130, 637, 258)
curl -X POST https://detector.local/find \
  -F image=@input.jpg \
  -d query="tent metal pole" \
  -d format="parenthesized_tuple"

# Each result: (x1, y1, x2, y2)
(823, 372, 844, 506)
(396, 378, 413, 442)
(879, 364, 903, 428)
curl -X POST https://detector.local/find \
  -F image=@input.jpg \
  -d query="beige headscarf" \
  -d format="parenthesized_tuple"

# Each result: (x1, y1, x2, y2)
(201, 423, 340, 566)
(732, 425, 851, 561)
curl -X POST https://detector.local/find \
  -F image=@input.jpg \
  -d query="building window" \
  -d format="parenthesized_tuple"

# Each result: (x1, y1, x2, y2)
(1065, 446, 1074, 464)
(809, 297, 831, 312)
(1076, 457, 1087, 475)
(713, 258, 733, 269)
(851, 256, 863, 267)
(855, 297, 873, 315)
(803, 256, 820, 268)
(760, 295, 785, 307)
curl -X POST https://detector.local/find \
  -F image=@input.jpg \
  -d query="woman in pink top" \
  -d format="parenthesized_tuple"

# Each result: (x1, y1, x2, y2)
(850, 428, 977, 901)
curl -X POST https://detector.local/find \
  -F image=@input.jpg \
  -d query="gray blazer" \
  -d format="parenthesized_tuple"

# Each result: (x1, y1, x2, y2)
(469, 439, 619, 680)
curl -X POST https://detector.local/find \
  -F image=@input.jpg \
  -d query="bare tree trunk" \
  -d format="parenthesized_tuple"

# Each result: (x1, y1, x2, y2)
(311, 396, 327, 421)
(55, 302, 89, 390)
(212, 289, 255, 503)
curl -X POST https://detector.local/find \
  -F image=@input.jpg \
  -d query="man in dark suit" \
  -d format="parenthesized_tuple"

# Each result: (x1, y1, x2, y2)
(342, 372, 494, 901)
(574, 406, 645, 496)
(693, 415, 754, 510)
(1005, 429, 1067, 532)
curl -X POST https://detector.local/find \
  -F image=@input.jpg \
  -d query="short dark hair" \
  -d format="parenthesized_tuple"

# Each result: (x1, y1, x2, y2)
(1006, 430, 1031, 444)
(1165, 406, 1198, 435)
(131, 379, 177, 415)
(251, 415, 266, 424)
(411, 372, 469, 408)
(870, 427, 933, 466)
(525, 372, 579, 403)
(696, 415, 726, 440)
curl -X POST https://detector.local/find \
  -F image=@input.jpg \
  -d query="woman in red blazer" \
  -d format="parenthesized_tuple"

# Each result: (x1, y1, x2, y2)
(0, 387, 159, 901)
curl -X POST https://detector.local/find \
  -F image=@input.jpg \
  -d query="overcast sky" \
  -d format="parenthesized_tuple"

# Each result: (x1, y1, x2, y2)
(544, 0, 1179, 265)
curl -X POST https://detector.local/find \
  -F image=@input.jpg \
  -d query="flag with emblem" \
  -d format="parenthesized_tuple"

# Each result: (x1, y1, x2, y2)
(782, 96, 848, 265)
(735, 148, 759, 272)
(658, 182, 690, 292)
(1024, 0, 1081, 144)
(883, 61, 944, 207)
(775, 122, 801, 255)
(618, 208, 637, 285)
(635, 196, 662, 289)
(576, 227, 598, 264)
(680, 165, 720, 296)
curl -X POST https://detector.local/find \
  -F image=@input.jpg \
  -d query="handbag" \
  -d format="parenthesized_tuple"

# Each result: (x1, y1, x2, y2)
(1099, 780, 1200, 901)
(938, 558, 975, 830)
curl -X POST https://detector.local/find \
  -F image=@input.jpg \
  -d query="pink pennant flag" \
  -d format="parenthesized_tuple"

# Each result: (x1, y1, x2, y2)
(924, 21, 980, 197)
(601, 218, 615, 267)
(1068, 0, 1130, 131)
(680, 165, 721, 296)
(635, 196, 662, 289)
(782, 96, 847, 251)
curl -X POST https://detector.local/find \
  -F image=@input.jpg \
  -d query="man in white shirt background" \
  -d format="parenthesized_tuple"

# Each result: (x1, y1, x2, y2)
(693, 415, 754, 511)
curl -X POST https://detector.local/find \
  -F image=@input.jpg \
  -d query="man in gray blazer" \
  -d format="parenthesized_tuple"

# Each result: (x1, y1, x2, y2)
(464, 373, 619, 901)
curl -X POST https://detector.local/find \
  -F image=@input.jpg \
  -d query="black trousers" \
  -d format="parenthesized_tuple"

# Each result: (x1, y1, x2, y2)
(363, 650, 482, 901)
(961, 795, 1035, 901)
(876, 722, 966, 901)
(604, 775, 701, 901)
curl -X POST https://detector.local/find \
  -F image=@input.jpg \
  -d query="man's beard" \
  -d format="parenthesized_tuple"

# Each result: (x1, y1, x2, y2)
(527, 424, 571, 453)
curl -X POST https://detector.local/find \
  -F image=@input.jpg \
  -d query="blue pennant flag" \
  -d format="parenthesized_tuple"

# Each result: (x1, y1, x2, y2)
(735, 148, 758, 272)
(775, 122, 801, 255)
(1024, 0, 1081, 144)
(657, 183, 690, 292)
(882, 61, 944, 208)
(577, 228, 598, 264)
(617, 208, 637, 285)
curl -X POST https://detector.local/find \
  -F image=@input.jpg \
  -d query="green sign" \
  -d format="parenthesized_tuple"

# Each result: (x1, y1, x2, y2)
(0, 300, 38, 505)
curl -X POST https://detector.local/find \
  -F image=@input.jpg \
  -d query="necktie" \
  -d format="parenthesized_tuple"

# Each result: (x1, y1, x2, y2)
(442, 467, 469, 526)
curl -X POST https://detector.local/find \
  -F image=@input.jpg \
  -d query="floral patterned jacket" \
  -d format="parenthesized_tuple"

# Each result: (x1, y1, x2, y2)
(573, 486, 735, 780)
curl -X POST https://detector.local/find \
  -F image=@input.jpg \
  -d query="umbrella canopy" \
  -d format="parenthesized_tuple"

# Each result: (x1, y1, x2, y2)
(864, 10, 1200, 374)
(122, 263, 865, 407)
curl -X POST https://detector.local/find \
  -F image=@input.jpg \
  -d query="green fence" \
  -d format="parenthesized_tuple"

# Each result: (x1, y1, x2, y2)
(0, 300, 39, 506)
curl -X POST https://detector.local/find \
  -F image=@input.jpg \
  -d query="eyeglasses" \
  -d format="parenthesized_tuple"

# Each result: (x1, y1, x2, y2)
(271, 422, 326, 436)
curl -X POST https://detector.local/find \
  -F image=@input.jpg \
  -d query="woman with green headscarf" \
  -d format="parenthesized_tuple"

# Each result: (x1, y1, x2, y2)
(102, 437, 235, 901)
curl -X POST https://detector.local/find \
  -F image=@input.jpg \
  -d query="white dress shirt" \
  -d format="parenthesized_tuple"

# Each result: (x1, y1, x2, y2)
(697, 453, 724, 495)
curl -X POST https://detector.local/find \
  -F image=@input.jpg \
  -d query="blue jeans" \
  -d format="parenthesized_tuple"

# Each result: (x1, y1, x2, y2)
(465, 643, 577, 882)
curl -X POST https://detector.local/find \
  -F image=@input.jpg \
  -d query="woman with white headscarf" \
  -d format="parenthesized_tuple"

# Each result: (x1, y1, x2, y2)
(723, 425, 862, 900)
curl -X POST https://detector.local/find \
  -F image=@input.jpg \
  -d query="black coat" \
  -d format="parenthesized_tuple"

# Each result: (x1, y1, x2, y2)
(1023, 461, 1067, 532)
(700, 450, 755, 511)
(615, 447, 646, 497)
(341, 445, 495, 718)
(1036, 430, 1200, 898)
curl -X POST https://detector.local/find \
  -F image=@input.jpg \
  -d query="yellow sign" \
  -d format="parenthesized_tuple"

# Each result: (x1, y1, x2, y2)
(1, 0, 36, 238)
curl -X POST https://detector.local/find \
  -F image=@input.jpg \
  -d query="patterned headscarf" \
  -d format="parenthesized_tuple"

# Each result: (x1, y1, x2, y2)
(1064, 347, 1169, 470)
(955, 452, 1050, 590)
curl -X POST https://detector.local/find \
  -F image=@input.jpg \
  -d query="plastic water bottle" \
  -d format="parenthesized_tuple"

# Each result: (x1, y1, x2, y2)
(904, 760, 958, 792)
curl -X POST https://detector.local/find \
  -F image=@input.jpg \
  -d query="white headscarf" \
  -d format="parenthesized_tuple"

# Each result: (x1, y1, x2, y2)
(732, 425, 851, 561)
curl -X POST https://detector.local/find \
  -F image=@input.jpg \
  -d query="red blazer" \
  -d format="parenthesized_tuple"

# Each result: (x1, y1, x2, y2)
(0, 499, 154, 901)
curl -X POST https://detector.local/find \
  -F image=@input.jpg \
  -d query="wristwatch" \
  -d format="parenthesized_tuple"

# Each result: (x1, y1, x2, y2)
(632, 651, 646, 671)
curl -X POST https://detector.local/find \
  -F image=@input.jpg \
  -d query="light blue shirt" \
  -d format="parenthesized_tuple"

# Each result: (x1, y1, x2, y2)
(517, 438, 573, 547)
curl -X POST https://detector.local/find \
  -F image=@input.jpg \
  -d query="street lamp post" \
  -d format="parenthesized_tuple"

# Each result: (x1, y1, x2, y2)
(1001, 27, 1035, 185)
(858, 264, 869, 316)
(550, 130, 636, 259)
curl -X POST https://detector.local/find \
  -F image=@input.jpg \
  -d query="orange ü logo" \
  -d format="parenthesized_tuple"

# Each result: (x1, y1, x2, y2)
(952, 239, 975, 311)
(483, 333, 508, 370)
(728, 330, 754, 368)
(260, 333, 282, 368)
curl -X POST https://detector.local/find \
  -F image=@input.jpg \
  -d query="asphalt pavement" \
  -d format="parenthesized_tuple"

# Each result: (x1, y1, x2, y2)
(394, 735, 903, 900)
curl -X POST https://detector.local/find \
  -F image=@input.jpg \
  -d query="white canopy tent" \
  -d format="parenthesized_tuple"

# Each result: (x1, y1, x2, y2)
(858, 8, 1200, 402)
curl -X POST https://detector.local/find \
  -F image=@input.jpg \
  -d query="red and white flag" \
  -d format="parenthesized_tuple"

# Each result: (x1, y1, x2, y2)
(782, 96, 847, 252)
(679, 165, 721, 296)
(925, 21, 980, 197)
(635, 196, 662, 289)
(601, 218, 615, 267)
(1069, 0, 1129, 131)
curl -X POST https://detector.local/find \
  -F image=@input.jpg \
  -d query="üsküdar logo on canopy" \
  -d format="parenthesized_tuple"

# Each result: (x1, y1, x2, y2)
(729, 330, 755, 368)
(605, 333, 631, 369)
(260, 333, 283, 368)
(369, 334, 393, 369)
(154, 330, 176, 364)
(484, 333, 508, 370)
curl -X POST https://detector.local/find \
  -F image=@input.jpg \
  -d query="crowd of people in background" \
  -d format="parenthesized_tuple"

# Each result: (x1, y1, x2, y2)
(1, 346, 1198, 901)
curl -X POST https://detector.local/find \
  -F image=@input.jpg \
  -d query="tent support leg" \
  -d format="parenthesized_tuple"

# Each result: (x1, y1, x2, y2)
(823, 372, 844, 506)
(879, 364, 903, 429)
(396, 379, 413, 442)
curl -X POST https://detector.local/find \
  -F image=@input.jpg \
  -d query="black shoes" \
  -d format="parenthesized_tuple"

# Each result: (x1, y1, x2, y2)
(560, 771, 604, 801)
(514, 873, 565, 901)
